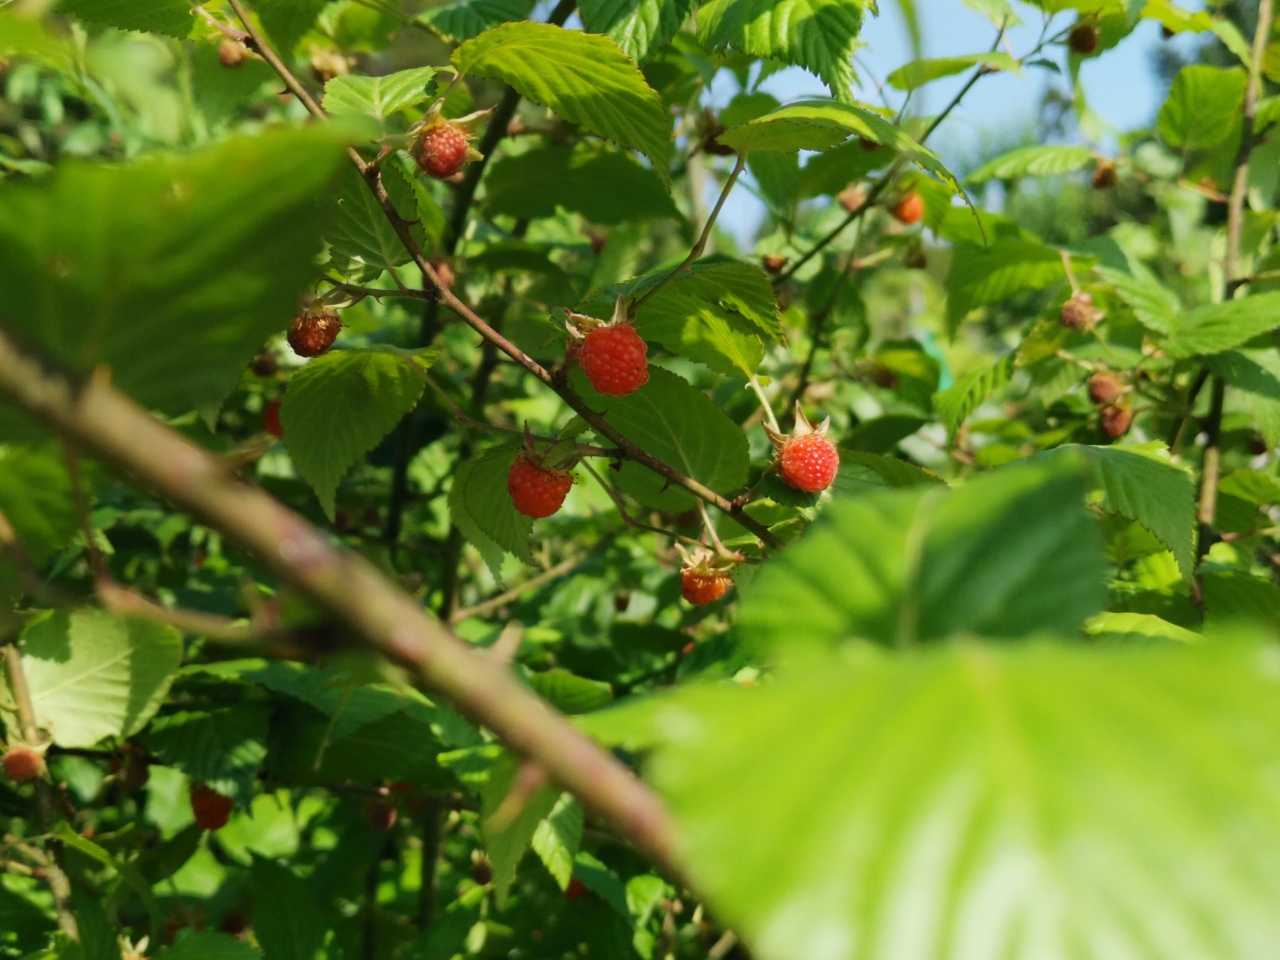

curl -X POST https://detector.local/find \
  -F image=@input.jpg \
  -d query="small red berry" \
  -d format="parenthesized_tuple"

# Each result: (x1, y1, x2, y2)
(507, 455, 574, 519)
(565, 877, 588, 900)
(1069, 23, 1099, 54)
(413, 121, 471, 180)
(1087, 372, 1121, 406)
(3, 746, 43, 783)
(364, 799, 398, 832)
(1101, 404, 1134, 440)
(190, 783, 234, 831)
(891, 191, 924, 225)
(680, 569, 731, 606)
(1060, 293, 1098, 330)
(251, 352, 278, 377)
(779, 434, 840, 493)
(287, 308, 341, 358)
(262, 399, 283, 438)
(578, 324, 649, 397)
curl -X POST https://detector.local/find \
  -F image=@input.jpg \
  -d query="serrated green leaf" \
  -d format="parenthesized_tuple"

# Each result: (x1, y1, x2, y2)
(53, 823, 162, 937)
(571, 367, 749, 511)
(933, 354, 1015, 436)
(1157, 64, 1247, 150)
(0, 443, 77, 566)
(739, 458, 1104, 656)
(0, 128, 347, 417)
(1096, 263, 1181, 334)
(323, 68, 438, 123)
(254, 0, 327, 54)
(1206, 349, 1280, 398)
(1, 610, 181, 748)
(281, 349, 426, 519)
(483, 143, 679, 225)
(481, 751, 561, 908)
(1083, 610, 1201, 644)
(450, 456, 510, 578)
(947, 240, 1068, 333)
(530, 794, 584, 888)
(1202, 571, 1280, 630)
(842, 415, 928, 453)
(251, 857, 329, 960)
(327, 162, 424, 276)
(462, 441, 535, 564)
(144, 707, 270, 804)
(965, 144, 1094, 182)
(452, 23, 670, 175)
(638, 288, 764, 377)
(60, 0, 192, 37)
(527, 669, 613, 714)
(160, 933, 262, 960)
(831, 450, 945, 499)
(417, 0, 533, 43)
(697, 0, 867, 101)
(580, 0, 695, 61)
(572, 851, 632, 918)
(1162, 293, 1280, 357)
(888, 52, 1020, 91)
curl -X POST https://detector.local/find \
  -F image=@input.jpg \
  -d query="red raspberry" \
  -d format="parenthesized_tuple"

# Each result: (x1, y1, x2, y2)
(414, 121, 471, 180)
(578, 324, 649, 397)
(262, 398, 283, 438)
(761, 253, 788, 274)
(891, 191, 924, 225)
(287, 308, 341, 358)
(364, 799, 398, 832)
(780, 434, 840, 493)
(1100, 404, 1133, 440)
(507, 455, 574, 519)
(3, 746, 43, 783)
(680, 569, 731, 606)
(1087, 372, 1121, 406)
(565, 877, 588, 900)
(189, 783, 234, 831)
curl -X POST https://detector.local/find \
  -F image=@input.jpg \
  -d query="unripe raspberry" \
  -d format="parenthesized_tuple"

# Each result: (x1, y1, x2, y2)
(3, 746, 43, 783)
(1069, 23, 1099, 54)
(565, 877, 588, 900)
(250, 352, 278, 377)
(762, 253, 788, 274)
(1059, 293, 1098, 330)
(189, 783, 234, 831)
(218, 38, 250, 68)
(1087, 371, 1121, 406)
(780, 434, 840, 493)
(680, 569, 732, 606)
(578, 324, 649, 397)
(1092, 161, 1117, 189)
(262, 398, 283, 439)
(287, 308, 341, 358)
(364, 799, 398, 832)
(891, 191, 924, 225)
(837, 184, 867, 213)
(507, 454, 574, 519)
(1101, 404, 1133, 440)
(414, 120, 471, 180)
(471, 851, 492, 885)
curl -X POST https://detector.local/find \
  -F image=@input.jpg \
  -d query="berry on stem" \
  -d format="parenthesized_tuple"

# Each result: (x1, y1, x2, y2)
(364, 799, 398, 832)
(1069, 22, 1099, 54)
(891, 190, 924, 225)
(1101, 404, 1134, 440)
(411, 109, 487, 180)
(3, 745, 44, 783)
(190, 782, 234, 831)
(678, 546, 737, 607)
(768, 405, 839, 493)
(1059, 292, 1099, 330)
(1087, 371, 1122, 406)
(508, 454, 574, 519)
(574, 300, 650, 396)
(565, 877, 588, 900)
(1092, 161, 1117, 189)
(262, 398, 283, 439)
(287, 307, 341, 358)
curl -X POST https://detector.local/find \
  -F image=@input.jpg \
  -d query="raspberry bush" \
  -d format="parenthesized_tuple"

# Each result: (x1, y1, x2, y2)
(3, 1, 1280, 959)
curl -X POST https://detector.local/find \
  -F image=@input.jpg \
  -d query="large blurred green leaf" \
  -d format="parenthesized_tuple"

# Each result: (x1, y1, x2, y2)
(0, 128, 347, 416)
(1157, 64, 1247, 149)
(965, 144, 1093, 182)
(739, 458, 1105, 655)
(417, 0, 533, 43)
(1161, 293, 1280, 358)
(580, 0, 695, 61)
(251, 857, 329, 960)
(1203, 571, 1280, 630)
(0, 443, 77, 566)
(587, 637, 1280, 960)
(144, 707, 270, 804)
(59, 0, 192, 37)
(1, 610, 181, 748)
(281, 348, 429, 519)
(452, 23, 670, 174)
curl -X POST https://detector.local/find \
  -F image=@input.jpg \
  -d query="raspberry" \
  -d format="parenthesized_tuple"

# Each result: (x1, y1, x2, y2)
(761, 253, 789, 274)
(578, 324, 649, 397)
(251, 352, 277, 377)
(414, 121, 471, 180)
(1069, 23, 1099, 54)
(1087, 371, 1121, 406)
(565, 877, 588, 900)
(837, 184, 867, 213)
(364, 799, 398, 832)
(780, 434, 840, 493)
(287, 308, 341, 358)
(1059, 293, 1098, 330)
(3, 746, 43, 783)
(1100, 404, 1133, 440)
(507, 454, 574, 519)
(471, 853, 493, 885)
(891, 191, 924, 225)
(1092, 161, 1117, 189)
(262, 398, 283, 438)
(190, 782, 234, 831)
(680, 569, 732, 606)
(218, 38, 250, 68)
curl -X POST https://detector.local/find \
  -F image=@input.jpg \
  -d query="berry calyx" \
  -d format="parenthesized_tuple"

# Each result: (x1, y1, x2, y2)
(189, 782, 234, 831)
(575, 307, 650, 397)
(1059, 292, 1099, 330)
(1069, 22, 1099, 54)
(1087, 371, 1122, 406)
(891, 190, 925, 225)
(3, 745, 44, 783)
(1101, 404, 1134, 440)
(508, 453, 574, 519)
(287, 306, 341, 358)
(262, 398, 283, 439)
(767, 405, 839, 493)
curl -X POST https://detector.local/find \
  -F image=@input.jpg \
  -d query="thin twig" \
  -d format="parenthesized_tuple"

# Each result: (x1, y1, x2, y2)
(450, 536, 616, 623)
(581, 461, 704, 550)
(747, 375, 780, 434)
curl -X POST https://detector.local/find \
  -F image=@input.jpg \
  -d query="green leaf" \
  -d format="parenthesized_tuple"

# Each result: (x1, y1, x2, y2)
(611, 638, 1280, 960)
(143, 707, 270, 804)
(946, 240, 1067, 332)
(830, 451, 944, 499)
(483, 144, 679, 225)
(579, 0, 695, 61)
(527, 669, 614, 714)
(1202, 571, 1280, 631)
(637, 288, 764, 377)
(965, 144, 1094, 182)
(1157, 64, 1247, 150)
(481, 751, 561, 908)
(323, 68, 438, 123)
(738, 458, 1104, 655)
(160, 933, 262, 960)
(326, 162, 425, 275)
(887, 52, 1020, 91)
(1206, 349, 1280, 399)
(254, 0, 327, 55)
(450, 456, 510, 577)
(463, 441, 535, 564)
(0, 443, 77, 566)
(571, 367, 750, 511)
(0, 127, 348, 416)
(250, 857, 329, 960)
(1161, 292, 1280, 358)
(1096, 264, 1181, 335)
(530, 793, 584, 888)
(416, 0, 533, 43)
(1083, 610, 1201, 644)
(281, 349, 427, 519)
(59, 0, 192, 37)
(452, 23, 670, 175)
(842, 415, 928, 453)
(696, 0, 867, 101)
(53, 822, 163, 938)
(932, 354, 1015, 436)
(1, 610, 181, 748)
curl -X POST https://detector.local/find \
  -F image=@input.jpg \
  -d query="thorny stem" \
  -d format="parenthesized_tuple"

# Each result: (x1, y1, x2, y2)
(581, 461, 706, 551)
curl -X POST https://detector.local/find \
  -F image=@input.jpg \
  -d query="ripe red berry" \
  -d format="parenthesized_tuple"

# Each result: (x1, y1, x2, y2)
(414, 121, 471, 180)
(578, 324, 649, 397)
(3, 746, 43, 783)
(1069, 23, 1099, 54)
(190, 783, 234, 831)
(565, 877, 588, 900)
(891, 191, 924, 225)
(364, 799, 398, 832)
(287, 308, 341, 358)
(1087, 372, 1121, 406)
(262, 398, 283, 438)
(1100, 404, 1133, 440)
(780, 434, 840, 493)
(680, 569, 732, 606)
(507, 455, 574, 519)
